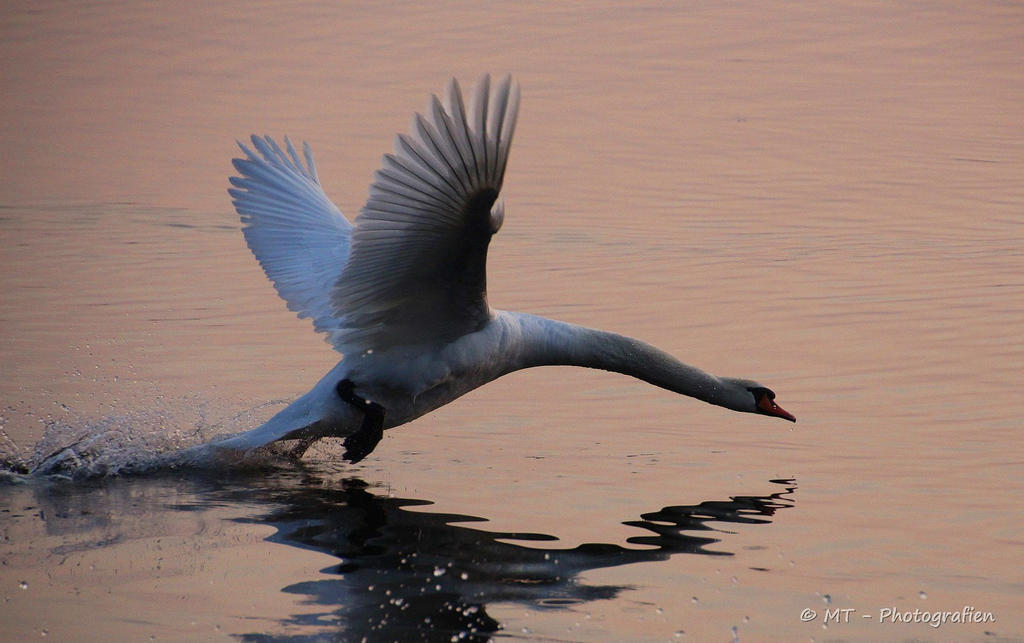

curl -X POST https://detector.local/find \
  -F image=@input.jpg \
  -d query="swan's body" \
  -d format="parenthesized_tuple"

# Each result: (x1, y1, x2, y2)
(215, 75, 794, 461)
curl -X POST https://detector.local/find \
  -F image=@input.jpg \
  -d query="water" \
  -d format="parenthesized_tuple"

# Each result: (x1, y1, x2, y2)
(2, 468, 796, 640)
(2, 1, 1022, 640)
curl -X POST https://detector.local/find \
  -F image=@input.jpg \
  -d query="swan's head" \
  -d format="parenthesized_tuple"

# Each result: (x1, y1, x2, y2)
(749, 385, 796, 422)
(722, 378, 796, 422)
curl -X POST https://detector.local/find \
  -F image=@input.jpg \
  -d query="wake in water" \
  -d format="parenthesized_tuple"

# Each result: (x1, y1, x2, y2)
(0, 397, 317, 481)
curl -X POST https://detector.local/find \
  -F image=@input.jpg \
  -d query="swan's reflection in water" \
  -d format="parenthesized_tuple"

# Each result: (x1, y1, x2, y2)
(233, 474, 796, 641)
(6, 465, 794, 640)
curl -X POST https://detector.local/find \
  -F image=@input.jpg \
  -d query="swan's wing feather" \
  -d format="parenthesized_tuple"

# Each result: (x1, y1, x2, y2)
(229, 135, 352, 340)
(330, 75, 519, 353)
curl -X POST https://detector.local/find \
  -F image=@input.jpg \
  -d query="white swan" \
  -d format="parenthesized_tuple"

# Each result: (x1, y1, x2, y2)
(214, 75, 794, 462)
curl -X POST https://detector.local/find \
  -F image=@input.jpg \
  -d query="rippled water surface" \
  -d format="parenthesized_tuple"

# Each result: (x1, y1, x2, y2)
(2, 1, 1022, 640)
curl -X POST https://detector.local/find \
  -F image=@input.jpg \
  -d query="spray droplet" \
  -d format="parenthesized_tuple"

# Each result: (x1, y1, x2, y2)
(822, 594, 831, 605)
(918, 590, 927, 600)
(18, 581, 27, 590)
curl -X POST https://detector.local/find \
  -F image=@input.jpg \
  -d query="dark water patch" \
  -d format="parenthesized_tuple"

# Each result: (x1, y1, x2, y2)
(223, 475, 796, 641)
(0, 460, 795, 641)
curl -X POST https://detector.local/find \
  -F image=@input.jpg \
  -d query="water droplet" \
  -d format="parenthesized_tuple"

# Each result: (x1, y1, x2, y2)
(674, 630, 686, 638)
(433, 567, 446, 577)
(730, 625, 739, 642)
(822, 594, 831, 605)
(656, 607, 664, 615)
(919, 590, 927, 600)
(18, 581, 27, 590)
(691, 596, 699, 604)
(459, 572, 468, 580)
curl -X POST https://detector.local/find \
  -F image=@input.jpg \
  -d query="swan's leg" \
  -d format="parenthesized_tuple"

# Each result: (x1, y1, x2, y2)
(288, 435, 318, 460)
(336, 379, 386, 463)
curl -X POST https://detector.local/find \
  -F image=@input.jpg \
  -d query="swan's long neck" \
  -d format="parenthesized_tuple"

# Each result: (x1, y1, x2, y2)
(508, 312, 751, 412)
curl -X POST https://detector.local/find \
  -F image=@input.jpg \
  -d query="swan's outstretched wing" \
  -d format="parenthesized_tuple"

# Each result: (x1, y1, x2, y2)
(329, 75, 520, 353)
(229, 135, 352, 337)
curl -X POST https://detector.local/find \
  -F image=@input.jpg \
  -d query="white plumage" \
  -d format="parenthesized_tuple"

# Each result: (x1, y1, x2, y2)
(230, 136, 350, 336)
(214, 75, 794, 462)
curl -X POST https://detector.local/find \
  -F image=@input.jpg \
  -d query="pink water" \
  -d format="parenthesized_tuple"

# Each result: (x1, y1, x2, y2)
(1, 1, 1022, 640)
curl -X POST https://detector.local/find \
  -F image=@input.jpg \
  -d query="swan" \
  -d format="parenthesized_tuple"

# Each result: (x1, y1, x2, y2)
(214, 75, 794, 462)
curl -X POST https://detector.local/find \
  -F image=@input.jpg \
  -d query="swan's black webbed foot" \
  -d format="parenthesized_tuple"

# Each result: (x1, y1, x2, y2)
(337, 379, 385, 463)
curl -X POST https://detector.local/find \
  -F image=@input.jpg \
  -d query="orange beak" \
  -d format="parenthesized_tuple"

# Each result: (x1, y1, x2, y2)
(758, 394, 796, 422)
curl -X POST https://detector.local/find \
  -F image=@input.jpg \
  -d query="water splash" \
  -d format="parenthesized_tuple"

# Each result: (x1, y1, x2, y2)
(0, 396, 297, 481)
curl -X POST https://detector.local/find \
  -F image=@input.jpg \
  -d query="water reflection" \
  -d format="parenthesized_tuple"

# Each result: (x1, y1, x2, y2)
(228, 473, 797, 641)
(6, 468, 794, 641)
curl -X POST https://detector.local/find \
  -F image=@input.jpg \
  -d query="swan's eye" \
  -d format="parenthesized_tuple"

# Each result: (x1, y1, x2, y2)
(747, 386, 775, 402)
(753, 390, 774, 412)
